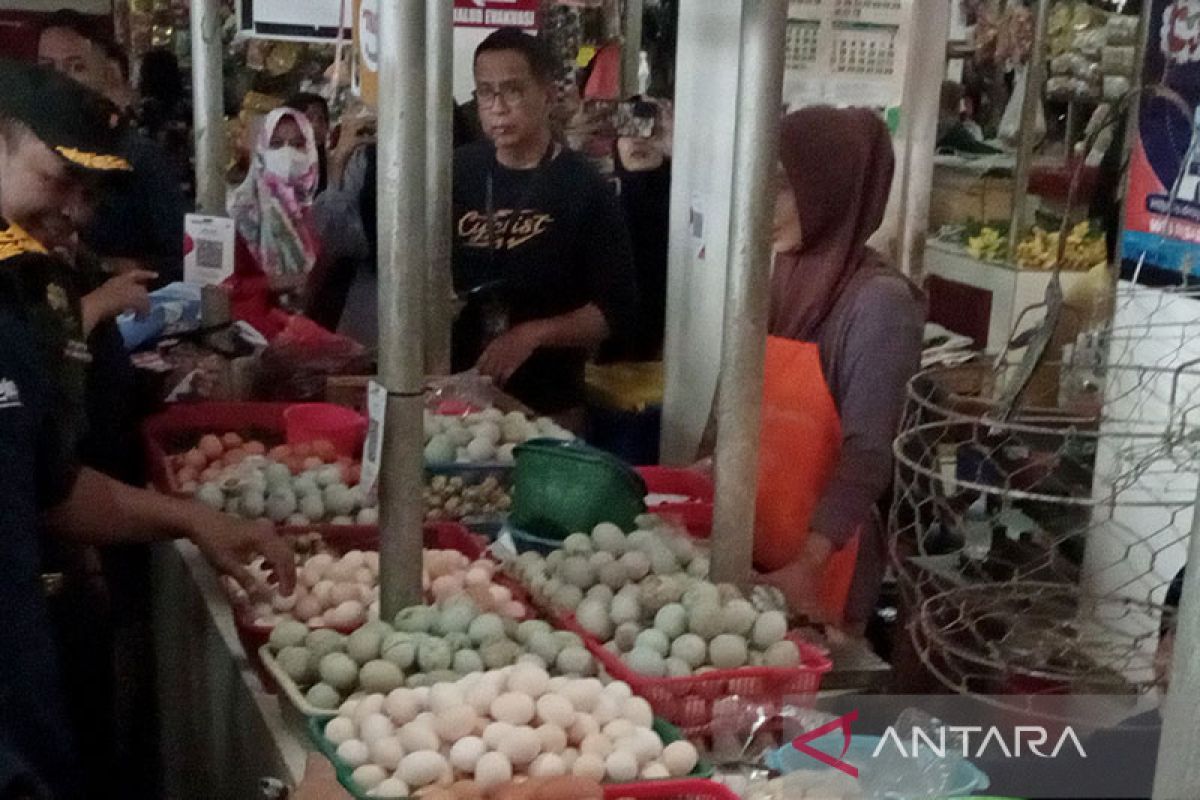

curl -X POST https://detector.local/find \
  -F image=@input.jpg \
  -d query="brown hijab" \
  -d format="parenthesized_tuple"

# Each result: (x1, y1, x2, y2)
(770, 106, 900, 341)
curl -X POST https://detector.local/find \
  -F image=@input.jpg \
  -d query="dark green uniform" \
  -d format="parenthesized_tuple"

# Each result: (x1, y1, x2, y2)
(0, 60, 133, 800)
(0, 220, 86, 800)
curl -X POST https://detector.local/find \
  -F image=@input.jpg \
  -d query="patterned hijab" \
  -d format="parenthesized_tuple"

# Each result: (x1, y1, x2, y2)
(227, 107, 320, 279)
(769, 106, 902, 342)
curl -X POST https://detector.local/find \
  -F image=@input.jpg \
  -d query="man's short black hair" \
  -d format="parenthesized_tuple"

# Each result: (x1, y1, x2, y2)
(285, 92, 330, 123)
(474, 27, 558, 84)
(39, 8, 113, 50)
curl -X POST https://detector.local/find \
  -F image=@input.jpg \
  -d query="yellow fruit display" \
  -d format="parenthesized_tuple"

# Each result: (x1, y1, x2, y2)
(967, 226, 1008, 263)
(1015, 221, 1108, 271)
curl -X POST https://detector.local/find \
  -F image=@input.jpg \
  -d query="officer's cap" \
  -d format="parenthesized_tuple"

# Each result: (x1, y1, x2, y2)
(0, 59, 131, 174)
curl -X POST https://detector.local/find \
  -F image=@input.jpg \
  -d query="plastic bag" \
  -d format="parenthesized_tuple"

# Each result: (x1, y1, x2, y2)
(999, 64, 1046, 147)
(254, 316, 369, 401)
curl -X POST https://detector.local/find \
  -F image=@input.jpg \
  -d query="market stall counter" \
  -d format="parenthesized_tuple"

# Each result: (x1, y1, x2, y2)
(152, 540, 308, 799)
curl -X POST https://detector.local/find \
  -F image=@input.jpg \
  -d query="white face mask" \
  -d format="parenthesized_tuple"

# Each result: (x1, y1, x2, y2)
(261, 146, 308, 182)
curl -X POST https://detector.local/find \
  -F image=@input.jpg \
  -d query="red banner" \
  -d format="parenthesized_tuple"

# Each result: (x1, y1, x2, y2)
(453, 0, 539, 30)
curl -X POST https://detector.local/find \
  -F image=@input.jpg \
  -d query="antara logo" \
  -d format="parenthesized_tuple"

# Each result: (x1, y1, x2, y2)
(789, 712, 1088, 779)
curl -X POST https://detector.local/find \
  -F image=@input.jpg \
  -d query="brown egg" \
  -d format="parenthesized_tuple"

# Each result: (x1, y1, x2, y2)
(198, 434, 224, 460)
(221, 432, 244, 448)
(450, 779, 483, 799)
(286, 456, 306, 475)
(313, 439, 338, 462)
(293, 441, 314, 459)
(223, 448, 248, 467)
(176, 466, 199, 485)
(243, 440, 267, 456)
(200, 466, 222, 482)
(182, 449, 208, 470)
(303, 456, 324, 471)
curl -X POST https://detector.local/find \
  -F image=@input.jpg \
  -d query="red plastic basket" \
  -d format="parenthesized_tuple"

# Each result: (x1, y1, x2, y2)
(636, 467, 714, 537)
(603, 779, 740, 800)
(143, 401, 294, 497)
(552, 611, 830, 739)
(233, 521, 485, 681)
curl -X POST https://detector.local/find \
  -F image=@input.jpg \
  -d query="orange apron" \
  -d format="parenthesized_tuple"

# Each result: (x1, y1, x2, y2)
(754, 335, 861, 622)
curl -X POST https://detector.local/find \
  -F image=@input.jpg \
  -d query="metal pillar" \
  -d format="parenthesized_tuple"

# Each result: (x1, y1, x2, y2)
(1153, 482, 1200, 797)
(895, 0, 949, 279)
(1007, 0, 1051, 259)
(190, 0, 225, 214)
(709, 0, 788, 586)
(622, 0, 645, 97)
(425, 0, 455, 376)
(376, 0, 429, 618)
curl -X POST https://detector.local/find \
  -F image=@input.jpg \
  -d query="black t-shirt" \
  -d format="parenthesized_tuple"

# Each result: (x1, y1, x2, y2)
(608, 157, 671, 362)
(0, 224, 83, 800)
(451, 141, 637, 413)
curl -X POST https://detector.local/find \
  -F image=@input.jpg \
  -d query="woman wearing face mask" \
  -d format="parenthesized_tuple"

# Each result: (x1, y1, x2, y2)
(701, 107, 924, 630)
(225, 107, 321, 337)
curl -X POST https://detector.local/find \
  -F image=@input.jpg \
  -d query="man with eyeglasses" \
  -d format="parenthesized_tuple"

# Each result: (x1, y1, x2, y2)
(452, 27, 637, 422)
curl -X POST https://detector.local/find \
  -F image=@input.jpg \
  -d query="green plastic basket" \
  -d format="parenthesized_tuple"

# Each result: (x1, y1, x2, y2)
(508, 439, 646, 540)
(309, 715, 712, 799)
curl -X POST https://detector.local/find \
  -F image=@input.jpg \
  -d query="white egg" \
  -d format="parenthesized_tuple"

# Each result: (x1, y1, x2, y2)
(474, 751, 513, 790)
(535, 723, 568, 755)
(568, 714, 600, 746)
(620, 727, 664, 766)
(641, 762, 670, 780)
(498, 725, 542, 767)
(324, 716, 356, 746)
(429, 683, 464, 714)
(591, 693, 620, 726)
(397, 722, 440, 754)
(448, 735, 488, 773)
(535, 693, 576, 729)
(507, 663, 551, 698)
(560, 747, 580, 771)
(434, 705, 477, 742)
(328, 600, 366, 627)
(353, 695, 387, 727)
(466, 680, 501, 716)
(397, 751, 449, 789)
(603, 719, 636, 742)
(490, 692, 536, 726)
(622, 696, 654, 729)
(571, 753, 606, 782)
(602, 681, 634, 703)
(337, 739, 370, 768)
(369, 736, 404, 771)
(360, 713, 395, 745)
(384, 688, 422, 726)
(351, 764, 387, 792)
(529, 752, 567, 778)
(482, 721, 514, 750)
(662, 740, 699, 777)
(369, 777, 409, 799)
(561, 678, 603, 713)
(580, 733, 614, 759)
(339, 699, 361, 718)
(605, 750, 639, 783)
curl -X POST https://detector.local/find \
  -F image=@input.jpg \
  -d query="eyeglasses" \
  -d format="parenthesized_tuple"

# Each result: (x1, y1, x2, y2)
(474, 81, 530, 109)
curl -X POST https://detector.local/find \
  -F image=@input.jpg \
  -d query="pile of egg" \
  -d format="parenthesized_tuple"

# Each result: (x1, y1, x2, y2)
(423, 408, 574, 466)
(173, 433, 362, 492)
(321, 665, 700, 797)
(232, 548, 528, 629)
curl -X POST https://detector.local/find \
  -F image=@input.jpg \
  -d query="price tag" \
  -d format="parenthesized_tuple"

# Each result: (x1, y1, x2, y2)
(183, 214, 236, 287)
(359, 380, 387, 496)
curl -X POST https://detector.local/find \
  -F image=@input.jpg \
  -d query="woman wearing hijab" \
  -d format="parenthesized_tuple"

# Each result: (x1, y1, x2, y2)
(706, 106, 924, 629)
(226, 107, 321, 337)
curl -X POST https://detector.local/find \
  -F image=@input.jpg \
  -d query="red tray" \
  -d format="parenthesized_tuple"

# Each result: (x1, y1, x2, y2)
(234, 521, 485, 683)
(550, 611, 830, 739)
(604, 780, 740, 800)
(636, 467, 714, 537)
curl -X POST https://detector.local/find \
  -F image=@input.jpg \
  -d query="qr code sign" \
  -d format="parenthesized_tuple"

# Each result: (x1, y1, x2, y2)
(196, 238, 225, 273)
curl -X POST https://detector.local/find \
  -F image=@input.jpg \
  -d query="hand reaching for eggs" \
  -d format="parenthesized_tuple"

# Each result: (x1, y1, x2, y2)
(190, 512, 297, 596)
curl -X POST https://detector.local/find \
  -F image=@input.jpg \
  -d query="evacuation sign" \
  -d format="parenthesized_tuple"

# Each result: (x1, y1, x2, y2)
(453, 0, 539, 30)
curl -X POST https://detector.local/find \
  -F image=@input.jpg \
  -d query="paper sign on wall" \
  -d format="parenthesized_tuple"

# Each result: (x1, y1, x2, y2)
(453, 0, 538, 30)
(183, 215, 236, 287)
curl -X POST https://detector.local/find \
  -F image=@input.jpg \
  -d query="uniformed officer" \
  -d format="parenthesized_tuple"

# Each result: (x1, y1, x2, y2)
(0, 61, 295, 800)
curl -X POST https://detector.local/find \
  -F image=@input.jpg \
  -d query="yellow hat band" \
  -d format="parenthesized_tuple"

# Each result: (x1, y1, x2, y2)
(0, 221, 48, 264)
(55, 145, 131, 172)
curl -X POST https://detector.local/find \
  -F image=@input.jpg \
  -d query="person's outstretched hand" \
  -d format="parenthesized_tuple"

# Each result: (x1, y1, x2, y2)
(476, 323, 543, 386)
(291, 754, 352, 800)
(488, 776, 604, 800)
(189, 512, 296, 596)
(81, 269, 157, 333)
